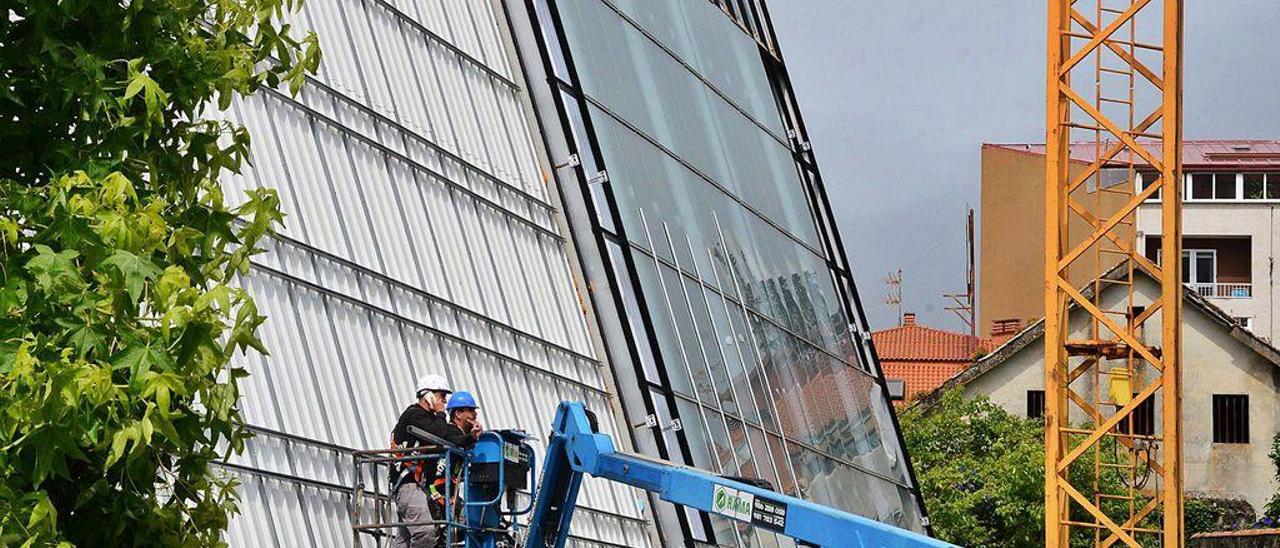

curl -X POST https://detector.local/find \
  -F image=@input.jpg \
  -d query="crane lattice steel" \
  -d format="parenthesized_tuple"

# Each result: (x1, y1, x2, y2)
(1045, 0, 1183, 546)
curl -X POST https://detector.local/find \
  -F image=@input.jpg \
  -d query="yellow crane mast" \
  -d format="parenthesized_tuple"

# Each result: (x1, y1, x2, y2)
(1044, 0, 1184, 546)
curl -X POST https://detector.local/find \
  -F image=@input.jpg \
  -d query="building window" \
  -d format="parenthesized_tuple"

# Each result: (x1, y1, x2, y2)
(1212, 394, 1249, 443)
(1138, 171, 1162, 201)
(1190, 173, 1215, 200)
(1243, 173, 1280, 200)
(1116, 396, 1155, 436)
(1181, 249, 1216, 287)
(1027, 390, 1045, 419)
(1187, 173, 1239, 201)
(1235, 317, 1253, 330)
(1245, 174, 1265, 199)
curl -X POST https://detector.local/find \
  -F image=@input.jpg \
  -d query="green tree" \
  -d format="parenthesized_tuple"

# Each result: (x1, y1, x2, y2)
(902, 390, 1153, 547)
(0, 0, 318, 545)
(902, 390, 1047, 546)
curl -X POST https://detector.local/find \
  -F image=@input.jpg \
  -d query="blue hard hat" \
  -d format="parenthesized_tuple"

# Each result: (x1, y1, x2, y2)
(446, 391, 478, 411)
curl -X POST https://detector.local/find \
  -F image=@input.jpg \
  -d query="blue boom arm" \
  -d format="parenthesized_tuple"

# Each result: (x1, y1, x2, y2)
(525, 402, 952, 548)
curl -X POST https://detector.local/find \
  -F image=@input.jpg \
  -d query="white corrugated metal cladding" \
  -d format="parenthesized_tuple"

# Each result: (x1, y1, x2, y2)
(213, 0, 651, 545)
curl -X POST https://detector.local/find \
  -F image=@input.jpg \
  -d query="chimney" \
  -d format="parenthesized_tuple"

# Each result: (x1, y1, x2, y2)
(902, 313, 916, 326)
(990, 318, 1022, 346)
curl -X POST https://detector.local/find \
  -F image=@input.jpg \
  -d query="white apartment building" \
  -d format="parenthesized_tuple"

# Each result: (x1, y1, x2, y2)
(1135, 140, 1280, 343)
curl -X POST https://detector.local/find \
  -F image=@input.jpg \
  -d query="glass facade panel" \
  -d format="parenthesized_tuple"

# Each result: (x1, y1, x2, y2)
(608, 240, 662, 384)
(608, 0, 786, 137)
(746, 425, 779, 487)
(703, 407, 737, 474)
(683, 276, 742, 416)
(589, 108, 851, 354)
(675, 398, 716, 472)
(704, 286, 763, 424)
(556, 0, 818, 246)
(725, 417, 759, 480)
(520, 0, 928, 539)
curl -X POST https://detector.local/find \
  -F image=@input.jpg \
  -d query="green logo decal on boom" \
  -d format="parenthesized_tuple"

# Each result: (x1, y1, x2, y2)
(711, 485, 754, 521)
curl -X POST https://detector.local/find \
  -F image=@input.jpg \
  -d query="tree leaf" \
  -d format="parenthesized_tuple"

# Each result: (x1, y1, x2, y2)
(26, 245, 81, 291)
(112, 345, 151, 391)
(102, 250, 161, 304)
(28, 493, 55, 529)
(106, 429, 129, 468)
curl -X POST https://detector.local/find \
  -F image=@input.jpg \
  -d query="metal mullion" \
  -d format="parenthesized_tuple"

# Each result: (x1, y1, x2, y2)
(249, 262, 608, 397)
(693, 241, 769, 481)
(628, 241, 870, 376)
(712, 212, 800, 493)
(263, 86, 562, 241)
(677, 231, 755, 474)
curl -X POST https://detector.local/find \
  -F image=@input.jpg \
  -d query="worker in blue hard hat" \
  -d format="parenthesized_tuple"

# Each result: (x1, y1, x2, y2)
(422, 391, 485, 547)
(445, 391, 484, 441)
(389, 375, 477, 548)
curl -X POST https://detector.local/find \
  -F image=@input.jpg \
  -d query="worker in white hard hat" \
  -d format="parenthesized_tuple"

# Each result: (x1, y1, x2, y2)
(388, 374, 477, 548)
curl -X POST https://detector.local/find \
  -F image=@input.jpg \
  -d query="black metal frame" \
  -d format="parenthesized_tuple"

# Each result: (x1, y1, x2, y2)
(753, 0, 935, 533)
(507, 0, 709, 543)
(507, 0, 935, 542)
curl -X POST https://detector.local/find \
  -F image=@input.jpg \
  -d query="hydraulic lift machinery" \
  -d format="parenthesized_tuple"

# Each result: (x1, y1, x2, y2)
(352, 401, 950, 548)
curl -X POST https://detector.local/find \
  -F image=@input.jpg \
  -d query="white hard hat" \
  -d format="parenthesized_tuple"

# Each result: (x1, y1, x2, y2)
(416, 374, 451, 399)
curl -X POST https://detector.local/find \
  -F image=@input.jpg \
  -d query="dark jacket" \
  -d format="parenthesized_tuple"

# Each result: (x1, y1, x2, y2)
(390, 405, 474, 488)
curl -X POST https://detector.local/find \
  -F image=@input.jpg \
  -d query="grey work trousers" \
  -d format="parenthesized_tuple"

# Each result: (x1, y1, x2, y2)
(391, 482, 438, 548)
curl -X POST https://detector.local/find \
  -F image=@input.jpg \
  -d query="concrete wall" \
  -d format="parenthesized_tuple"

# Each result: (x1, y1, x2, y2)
(979, 146, 1132, 339)
(963, 276, 1280, 512)
(1137, 201, 1280, 343)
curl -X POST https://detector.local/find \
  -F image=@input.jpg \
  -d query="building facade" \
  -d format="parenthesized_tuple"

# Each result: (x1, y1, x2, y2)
(211, 0, 928, 546)
(506, 0, 928, 544)
(215, 0, 649, 545)
(1134, 140, 1280, 343)
(919, 273, 1280, 514)
(978, 143, 1131, 340)
(981, 140, 1280, 344)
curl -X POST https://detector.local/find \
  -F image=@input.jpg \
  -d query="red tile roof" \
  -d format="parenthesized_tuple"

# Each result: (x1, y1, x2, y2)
(872, 324, 988, 362)
(872, 323, 989, 403)
(985, 140, 1280, 170)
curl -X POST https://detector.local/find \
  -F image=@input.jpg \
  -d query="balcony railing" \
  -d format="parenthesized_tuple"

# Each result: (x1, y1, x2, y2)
(1187, 283, 1252, 299)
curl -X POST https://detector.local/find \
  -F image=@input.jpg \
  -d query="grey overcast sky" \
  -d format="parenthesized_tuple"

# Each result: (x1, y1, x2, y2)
(771, 1, 1280, 332)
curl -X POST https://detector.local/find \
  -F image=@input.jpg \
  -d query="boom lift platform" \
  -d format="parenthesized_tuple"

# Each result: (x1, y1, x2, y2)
(351, 401, 950, 548)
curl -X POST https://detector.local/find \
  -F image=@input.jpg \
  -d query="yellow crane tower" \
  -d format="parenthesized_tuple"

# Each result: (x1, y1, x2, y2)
(1044, 0, 1184, 546)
